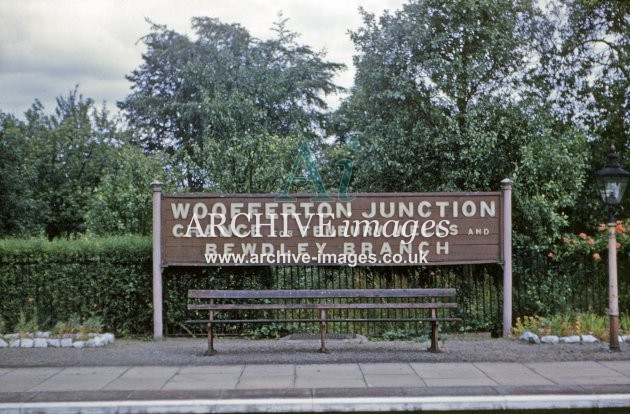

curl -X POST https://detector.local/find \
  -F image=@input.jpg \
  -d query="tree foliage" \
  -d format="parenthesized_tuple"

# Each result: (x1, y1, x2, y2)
(0, 88, 163, 239)
(1, 5, 628, 247)
(335, 0, 590, 246)
(120, 17, 344, 191)
(85, 144, 166, 236)
(30, 91, 116, 239)
(542, 0, 630, 225)
(0, 113, 39, 235)
(555, 0, 629, 150)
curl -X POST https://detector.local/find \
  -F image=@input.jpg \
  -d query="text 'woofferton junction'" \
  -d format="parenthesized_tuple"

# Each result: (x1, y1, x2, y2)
(161, 193, 503, 266)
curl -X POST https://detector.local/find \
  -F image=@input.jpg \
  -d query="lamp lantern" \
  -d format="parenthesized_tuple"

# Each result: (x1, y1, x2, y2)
(595, 146, 629, 352)
(595, 147, 630, 210)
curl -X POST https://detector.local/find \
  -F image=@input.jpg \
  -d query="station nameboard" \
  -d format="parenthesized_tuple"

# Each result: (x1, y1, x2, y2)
(160, 192, 503, 266)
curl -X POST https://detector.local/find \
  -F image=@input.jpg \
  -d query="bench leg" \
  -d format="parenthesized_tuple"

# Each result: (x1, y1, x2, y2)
(207, 310, 215, 355)
(320, 309, 328, 353)
(428, 321, 440, 353)
(428, 307, 441, 353)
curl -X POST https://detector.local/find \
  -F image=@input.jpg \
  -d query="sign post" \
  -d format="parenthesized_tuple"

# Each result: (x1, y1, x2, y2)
(501, 178, 513, 338)
(151, 181, 163, 339)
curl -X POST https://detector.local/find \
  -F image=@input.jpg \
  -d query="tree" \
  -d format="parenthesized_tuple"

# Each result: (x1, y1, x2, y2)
(120, 16, 344, 191)
(338, 0, 544, 190)
(335, 0, 589, 246)
(542, 0, 630, 227)
(1, 88, 170, 239)
(1, 88, 147, 239)
(30, 90, 118, 239)
(353, 0, 542, 131)
(0, 112, 39, 236)
(85, 144, 166, 236)
(554, 0, 629, 151)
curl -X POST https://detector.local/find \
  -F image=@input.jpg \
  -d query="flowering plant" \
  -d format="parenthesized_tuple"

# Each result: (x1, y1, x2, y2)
(550, 219, 628, 263)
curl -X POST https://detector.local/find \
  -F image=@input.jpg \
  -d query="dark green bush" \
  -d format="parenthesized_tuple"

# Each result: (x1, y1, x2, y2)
(1, 236, 621, 338)
(0, 236, 152, 335)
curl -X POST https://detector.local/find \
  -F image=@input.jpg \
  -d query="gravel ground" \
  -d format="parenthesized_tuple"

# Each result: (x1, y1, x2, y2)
(1, 333, 629, 367)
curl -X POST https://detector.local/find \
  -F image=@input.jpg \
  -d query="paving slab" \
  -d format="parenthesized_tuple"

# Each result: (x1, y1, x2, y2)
(236, 364, 295, 390)
(359, 363, 415, 375)
(296, 364, 363, 377)
(410, 362, 498, 387)
(240, 364, 295, 377)
(295, 364, 366, 388)
(177, 365, 245, 375)
(363, 373, 425, 388)
(162, 365, 243, 390)
(237, 375, 295, 389)
(103, 366, 178, 391)
(527, 361, 630, 385)
(359, 363, 425, 387)
(474, 362, 554, 386)
(30, 367, 127, 392)
(0, 369, 13, 378)
(0, 367, 61, 393)
(237, 363, 295, 389)
(599, 360, 630, 377)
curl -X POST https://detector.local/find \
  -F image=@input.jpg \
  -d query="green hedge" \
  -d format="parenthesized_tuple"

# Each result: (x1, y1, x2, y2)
(0, 237, 274, 336)
(0, 236, 152, 335)
(2, 237, 622, 338)
(0, 236, 484, 337)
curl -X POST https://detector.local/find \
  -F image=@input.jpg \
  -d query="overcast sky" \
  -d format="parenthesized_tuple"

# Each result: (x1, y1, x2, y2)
(0, 0, 407, 117)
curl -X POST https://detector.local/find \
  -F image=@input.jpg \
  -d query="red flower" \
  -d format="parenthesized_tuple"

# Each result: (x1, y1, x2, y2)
(547, 251, 554, 258)
(593, 252, 601, 261)
(587, 238, 595, 246)
(579, 232, 588, 239)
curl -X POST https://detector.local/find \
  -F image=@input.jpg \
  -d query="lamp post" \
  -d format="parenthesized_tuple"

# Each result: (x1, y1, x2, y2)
(595, 146, 629, 352)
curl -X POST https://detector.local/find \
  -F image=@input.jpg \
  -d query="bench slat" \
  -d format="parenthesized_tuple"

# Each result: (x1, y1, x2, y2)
(186, 317, 461, 324)
(187, 287, 460, 354)
(188, 288, 456, 300)
(188, 302, 457, 311)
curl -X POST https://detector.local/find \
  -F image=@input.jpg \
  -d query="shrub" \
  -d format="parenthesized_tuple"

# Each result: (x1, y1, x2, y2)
(0, 236, 151, 335)
(621, 314, 630, 335)
(14, 309, 38, 335)
(512, 315, 545, 336)
(576, 312, 608, 340)
(513, 311, 611, 340)
(547, 313, 574, 337)
(82, 315, 104, 334)
(51, 321, 73, 336)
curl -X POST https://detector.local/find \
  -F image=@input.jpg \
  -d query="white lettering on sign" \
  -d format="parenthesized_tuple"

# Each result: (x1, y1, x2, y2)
(164, 194, 501, 266)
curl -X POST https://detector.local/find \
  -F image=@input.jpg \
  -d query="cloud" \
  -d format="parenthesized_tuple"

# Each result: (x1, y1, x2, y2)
(0, 0, 406, 117)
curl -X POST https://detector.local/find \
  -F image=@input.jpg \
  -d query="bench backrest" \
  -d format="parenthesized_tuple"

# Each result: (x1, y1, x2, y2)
(188, 288, 456, 300)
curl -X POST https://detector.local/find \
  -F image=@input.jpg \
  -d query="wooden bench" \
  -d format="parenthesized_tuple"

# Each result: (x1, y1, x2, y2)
(187, 288, 460, 354)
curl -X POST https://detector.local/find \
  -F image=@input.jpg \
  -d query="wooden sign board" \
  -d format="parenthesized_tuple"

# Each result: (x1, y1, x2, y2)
(160, 192, 502, 266)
